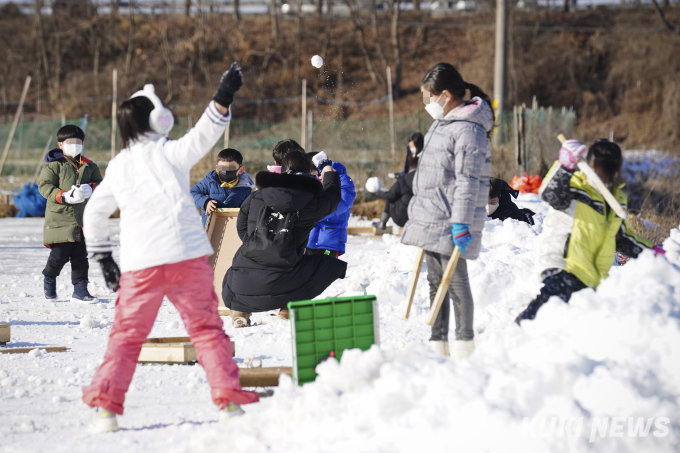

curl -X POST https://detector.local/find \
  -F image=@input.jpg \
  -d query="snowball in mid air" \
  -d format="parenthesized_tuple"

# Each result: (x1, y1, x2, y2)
(365, 177, 382, 193)
(311, 55, 323, 68)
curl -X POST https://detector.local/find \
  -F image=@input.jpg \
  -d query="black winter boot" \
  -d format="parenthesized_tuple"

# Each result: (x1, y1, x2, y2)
(71, 280, 99, 304)
(44, 276, 57, 300)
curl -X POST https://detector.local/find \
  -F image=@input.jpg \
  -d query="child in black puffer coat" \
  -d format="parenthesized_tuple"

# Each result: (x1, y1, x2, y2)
(487, 177, 535, 225)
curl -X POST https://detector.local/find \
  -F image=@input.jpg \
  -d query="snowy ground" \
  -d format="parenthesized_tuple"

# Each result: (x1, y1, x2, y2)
(1, 194, 679, 452)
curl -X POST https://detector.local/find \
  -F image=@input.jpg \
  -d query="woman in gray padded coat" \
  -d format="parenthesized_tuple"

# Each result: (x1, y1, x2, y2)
(401, 63, 494, 358)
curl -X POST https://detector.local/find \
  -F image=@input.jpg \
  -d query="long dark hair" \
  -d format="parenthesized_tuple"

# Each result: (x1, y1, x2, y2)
(420, 63, 495, 125)
(118, 96, 154, 150)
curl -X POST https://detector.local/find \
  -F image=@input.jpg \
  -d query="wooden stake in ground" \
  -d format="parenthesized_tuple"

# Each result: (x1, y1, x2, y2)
(301, 79, 307, 149)
(0, 76, 31, 175)
(557, 134, 626, 219)
(110, 68, 118, 159)
(387, 66, 395, 160)
(402, 248, 425, 319)
(426, 246, 461, 326)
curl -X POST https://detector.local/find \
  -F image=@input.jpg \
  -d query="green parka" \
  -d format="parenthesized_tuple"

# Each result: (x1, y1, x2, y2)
(38, 152, 103, 245)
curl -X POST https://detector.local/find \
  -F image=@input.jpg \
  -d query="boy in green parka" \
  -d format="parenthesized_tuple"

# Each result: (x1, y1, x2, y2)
(38, 125, 103, 303)
(515, 139, 663, 324)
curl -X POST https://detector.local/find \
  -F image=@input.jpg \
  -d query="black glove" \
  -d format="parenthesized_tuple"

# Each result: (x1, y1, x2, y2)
(92, 252, 121, 292)
(213, 62, 243, 109)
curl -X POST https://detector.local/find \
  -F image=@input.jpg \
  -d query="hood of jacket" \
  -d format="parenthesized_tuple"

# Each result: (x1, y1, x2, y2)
(441, 97, 495, 133)
(45, 148, 64, 163)
(255, 171, 323, 213)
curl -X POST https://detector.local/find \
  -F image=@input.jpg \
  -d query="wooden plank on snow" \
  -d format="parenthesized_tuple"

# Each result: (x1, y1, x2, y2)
(239, 367, 292, 387)
(0, 323, 9, 345)
(140, 338, 235, 363)
(0, 346, 67, 354)
(347, 226, 377, 235)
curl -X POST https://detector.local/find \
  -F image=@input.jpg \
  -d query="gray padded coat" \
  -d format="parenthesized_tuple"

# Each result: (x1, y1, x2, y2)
(401, 97, 493, 259)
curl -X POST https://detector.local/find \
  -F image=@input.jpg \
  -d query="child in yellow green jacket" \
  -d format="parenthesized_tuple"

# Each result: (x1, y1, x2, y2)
(515, 139, 663, 324)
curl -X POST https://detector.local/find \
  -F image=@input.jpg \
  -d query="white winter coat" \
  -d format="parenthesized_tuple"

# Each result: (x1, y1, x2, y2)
(84, 101, 230, 273)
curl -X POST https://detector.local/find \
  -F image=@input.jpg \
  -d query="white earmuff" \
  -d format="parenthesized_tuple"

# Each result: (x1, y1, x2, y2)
(130, 84, 174, 136)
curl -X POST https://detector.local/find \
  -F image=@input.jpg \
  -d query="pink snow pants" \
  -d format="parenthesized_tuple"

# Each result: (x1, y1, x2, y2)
(82, 256, 259, 415)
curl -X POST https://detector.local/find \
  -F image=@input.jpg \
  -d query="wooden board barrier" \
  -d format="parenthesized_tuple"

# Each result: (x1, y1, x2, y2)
(205, 208, 242, 307)
(0, 323, 9, 345)
(139, 337, 235, 363)
(0, 346, 67, 354)
(239, 367, 292, 387)
(347, 226, 377, 235)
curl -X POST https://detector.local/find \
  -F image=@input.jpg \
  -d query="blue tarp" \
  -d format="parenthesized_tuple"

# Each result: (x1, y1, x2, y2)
(13, 182, 46, 218)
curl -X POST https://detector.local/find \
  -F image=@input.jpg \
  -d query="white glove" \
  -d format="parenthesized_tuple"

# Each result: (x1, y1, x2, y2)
(62, 187, 85, 204)
(312, 151, 329, 168)
(76, 184, 93, 199)
(365, 177, 382, 193)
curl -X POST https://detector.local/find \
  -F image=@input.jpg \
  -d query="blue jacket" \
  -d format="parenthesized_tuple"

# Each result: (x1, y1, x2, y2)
(307, 162, 356, 255)
(191, 170, 254, 226)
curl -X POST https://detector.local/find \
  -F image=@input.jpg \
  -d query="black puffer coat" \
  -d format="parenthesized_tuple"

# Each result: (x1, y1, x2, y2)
(490, 179, 535, 225)
(374, 170, 415, 227)
(222, 171, 347, 312)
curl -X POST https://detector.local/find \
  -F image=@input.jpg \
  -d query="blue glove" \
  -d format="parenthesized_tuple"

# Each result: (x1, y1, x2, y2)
(451, 223, 473, 253)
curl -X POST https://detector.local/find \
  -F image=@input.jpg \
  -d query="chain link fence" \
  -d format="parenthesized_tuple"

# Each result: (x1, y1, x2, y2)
(0, 106, 576, 195)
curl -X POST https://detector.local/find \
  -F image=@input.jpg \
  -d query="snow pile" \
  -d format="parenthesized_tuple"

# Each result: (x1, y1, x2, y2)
(185, 196, 679, 453)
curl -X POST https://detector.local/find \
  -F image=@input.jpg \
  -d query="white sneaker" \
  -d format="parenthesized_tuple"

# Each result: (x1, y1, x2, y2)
(89, 408, 118, 433)
(429, 340, 450, 356)
(450, 339, 475, 359)
(218, 402, 245, 421)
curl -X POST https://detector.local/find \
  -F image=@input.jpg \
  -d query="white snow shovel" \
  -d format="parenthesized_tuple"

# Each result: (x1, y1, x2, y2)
(557, 134, 626, 220)
(426, 246, 462, 326)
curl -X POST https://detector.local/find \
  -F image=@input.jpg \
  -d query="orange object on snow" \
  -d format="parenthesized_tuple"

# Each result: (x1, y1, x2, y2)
(510, 173, 543, 194)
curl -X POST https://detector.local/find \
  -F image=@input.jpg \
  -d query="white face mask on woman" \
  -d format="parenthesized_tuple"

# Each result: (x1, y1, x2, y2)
(486, 203, 499, 216)
(424, 93, 447, 120)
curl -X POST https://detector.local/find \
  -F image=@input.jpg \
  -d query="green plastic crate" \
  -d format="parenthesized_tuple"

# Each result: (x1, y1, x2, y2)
(288, 295, 380, 385)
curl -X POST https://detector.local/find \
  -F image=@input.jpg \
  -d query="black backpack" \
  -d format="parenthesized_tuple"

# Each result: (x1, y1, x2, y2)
(242, 205, 301, 267)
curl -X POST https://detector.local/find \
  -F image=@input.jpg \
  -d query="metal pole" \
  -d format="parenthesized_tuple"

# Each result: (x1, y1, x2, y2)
(223, 106, 231, 150)
(493, 0, 507, 147)
(386, 66, 395, 159)
(301, 78, 307, 149)
(307, 110, 313, 153)
(110, 68, 118, 158)
(0, 76, 31, 176)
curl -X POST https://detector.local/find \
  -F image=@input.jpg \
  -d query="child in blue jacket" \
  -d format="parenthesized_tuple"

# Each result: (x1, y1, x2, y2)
(306, 152, 356, 257)
(191, 148, 254, 226)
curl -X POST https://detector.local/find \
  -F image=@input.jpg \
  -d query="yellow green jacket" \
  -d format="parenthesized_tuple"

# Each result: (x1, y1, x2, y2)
(537, 161, 652, 288)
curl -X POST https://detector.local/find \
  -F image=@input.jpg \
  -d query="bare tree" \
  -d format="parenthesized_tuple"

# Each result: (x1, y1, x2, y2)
(197, 0, 211, 84)
(370, 0, 388, 76)
(234, 0, 241, 21)
(160, 22, 174, 103)
(294, 0, 304, 83)
(651, 0, 679, 34)
(390, 0, 401, 97)
(344, 0, 383, 88)
(123, 5, 136, 91)
(185, 0, 191, 17)
(413, 0, 420, 12)
(270, 0, 278, 39)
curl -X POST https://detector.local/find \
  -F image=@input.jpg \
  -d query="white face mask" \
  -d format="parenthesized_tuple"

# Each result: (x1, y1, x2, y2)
(486, 203, 499, 216)
(63, 143, 83, 158)
(409, 146, 417, 155)
(424, 93, 447, 120)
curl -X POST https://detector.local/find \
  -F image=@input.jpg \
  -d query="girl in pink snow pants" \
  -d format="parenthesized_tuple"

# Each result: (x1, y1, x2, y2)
(81, 63, 257, 430)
